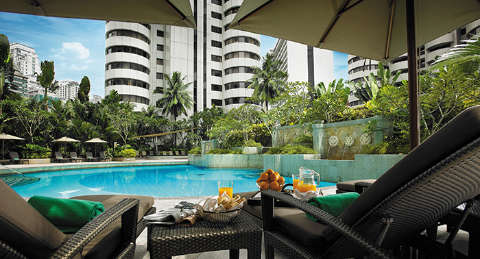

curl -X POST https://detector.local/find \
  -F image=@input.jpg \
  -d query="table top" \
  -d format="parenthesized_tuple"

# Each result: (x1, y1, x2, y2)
(148, 210, 261, 241)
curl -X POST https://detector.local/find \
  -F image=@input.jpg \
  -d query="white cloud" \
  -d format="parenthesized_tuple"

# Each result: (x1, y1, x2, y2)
(70, 64, 88, 71)
(61, 42, 90, 59)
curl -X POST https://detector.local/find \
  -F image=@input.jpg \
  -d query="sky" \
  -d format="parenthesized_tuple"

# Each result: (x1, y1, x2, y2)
(0, 12, 348, 98)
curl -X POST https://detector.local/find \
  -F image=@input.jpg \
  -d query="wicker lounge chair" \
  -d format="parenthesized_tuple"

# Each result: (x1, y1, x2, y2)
(8, 152, 20, 164)
(85, 151, 96, 162)
(260, 106, 480, 258)
(69, 152, 82, 162)
(54, 152, 69, 163)
(0, 179, 156, 258)
(98, 151, 107, 161)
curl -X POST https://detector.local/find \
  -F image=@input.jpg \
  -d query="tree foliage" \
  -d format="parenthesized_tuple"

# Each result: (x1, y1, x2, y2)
(156, 71, 193, 121)
(248, 53, 288, 110)
(37, 60, 58, 108)
(352, 63, 400, 103)
(78, 76, 90, 103)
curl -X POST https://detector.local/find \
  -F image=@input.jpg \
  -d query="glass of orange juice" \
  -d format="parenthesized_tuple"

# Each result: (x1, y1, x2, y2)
(292, 174, 302, 190)
(218, 180, 233, 198)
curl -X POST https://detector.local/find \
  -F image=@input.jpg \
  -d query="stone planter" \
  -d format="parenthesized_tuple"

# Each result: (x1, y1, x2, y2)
(113, 157, 136, 161)
(20, 158, 51, 164)
(232, 147, 262, 154)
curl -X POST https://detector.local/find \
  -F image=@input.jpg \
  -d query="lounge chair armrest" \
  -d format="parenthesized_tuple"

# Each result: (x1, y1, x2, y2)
(50, 198, 139, 259)
(261, 190, 391, 259)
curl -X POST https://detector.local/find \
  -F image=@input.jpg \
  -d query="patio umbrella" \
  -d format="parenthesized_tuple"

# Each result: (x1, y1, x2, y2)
(230, 0, 480, 149)
(0, 133, 24, 159)
(85, 138, 108, 156)
(53, 137, 80, 154)
(0, 0, 195, 28)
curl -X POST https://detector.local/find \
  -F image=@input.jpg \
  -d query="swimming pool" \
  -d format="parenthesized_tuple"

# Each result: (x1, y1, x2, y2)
(12, 165, 335, 198)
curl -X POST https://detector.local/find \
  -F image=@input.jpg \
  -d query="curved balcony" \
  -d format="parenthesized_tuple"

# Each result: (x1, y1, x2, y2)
(223, 29, 260, 42)
(105, 69, 150, 83)
(106, 21, 150, 39)
(106, 37, 150, 54)
(223, 87, 253, 99)
(106, 52, 150, 68)
(105, 84, 150, 99)
(223, 73, 254, 84)
(223, 58, 259, 70)
(223, 42, 260, 56)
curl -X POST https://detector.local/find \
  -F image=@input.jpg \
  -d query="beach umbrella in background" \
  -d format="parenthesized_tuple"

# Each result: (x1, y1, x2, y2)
(85, 138, 108, 156)
(230, 0, 480, 149)
(0, 0, 195, 28)
(0, 133, 24, 159)
(53, 137, 80, 154)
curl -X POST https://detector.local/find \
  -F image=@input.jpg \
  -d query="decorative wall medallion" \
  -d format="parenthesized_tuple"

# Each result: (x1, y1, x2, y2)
(344, 135, 354, 147)
(328, 136, 339, 147)
(360, 133, 371, 145)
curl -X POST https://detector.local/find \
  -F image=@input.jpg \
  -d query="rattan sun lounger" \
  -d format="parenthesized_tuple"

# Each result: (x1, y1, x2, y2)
(261, 106, 480, 258)
(0, 179, 156, 258)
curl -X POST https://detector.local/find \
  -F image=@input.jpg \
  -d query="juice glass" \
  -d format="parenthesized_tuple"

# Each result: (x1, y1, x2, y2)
(292, 174, 303, 190)
(218, 180, 233, 198)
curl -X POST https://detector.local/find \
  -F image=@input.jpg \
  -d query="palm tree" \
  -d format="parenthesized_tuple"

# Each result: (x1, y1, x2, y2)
(155, 71, 193, 121)
(248, 53, 288, 111)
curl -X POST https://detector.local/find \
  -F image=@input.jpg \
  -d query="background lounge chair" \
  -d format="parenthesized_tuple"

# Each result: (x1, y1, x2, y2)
(69, 152, 82, 162)
(8, 152, 20, 164)
(0, 179, 155, 258)
(54, 152, 69, 163)
(85, 152, 96, 162)
(98, 151, 107, 161)
(260, 106, 480, 258)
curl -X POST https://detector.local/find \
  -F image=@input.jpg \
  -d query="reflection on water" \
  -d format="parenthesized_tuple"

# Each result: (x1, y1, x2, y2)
(13, 165, 263, 198)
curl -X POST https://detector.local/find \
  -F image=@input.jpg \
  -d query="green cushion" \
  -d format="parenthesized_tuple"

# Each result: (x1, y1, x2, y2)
(307, 192, 360, 220)
(28, 195, 105, 233)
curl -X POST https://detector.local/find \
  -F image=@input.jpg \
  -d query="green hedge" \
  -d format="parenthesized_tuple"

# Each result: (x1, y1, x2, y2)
(266, 144, 315, 154)
(21, 144, 51, 159)
(189, 146, 201, 154)
(207, 148, 243, 154)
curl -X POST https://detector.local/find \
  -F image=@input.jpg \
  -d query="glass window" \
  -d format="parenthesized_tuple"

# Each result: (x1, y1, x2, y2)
(224, 36, 260, 46)
(157, 30, 164, 37)
(211, 26, 222, 34)
(106, 62, 150, 74)
(224, 7, 239, 16)
(157, 44, 164, 51)
(224, 51, 260, 61)
(106, 45, 150, 59)
(105, 78, 150, 89)
(211, 0, 222, 6)
(155, 87, 164, 94)
(156, 73, 164, 79)
(224, 66, 255, 75)
(211, 84, 222, 91)
(211, 99, 222, 106)
(211, 11, 222, 19)
(211, 69, 222, 77)
(119, 94, 150, 105)
(106, 29, 150, 44)
(211, 40, 222, 48)
(156, 58, 164, 65)
(211, 55, 222, 62)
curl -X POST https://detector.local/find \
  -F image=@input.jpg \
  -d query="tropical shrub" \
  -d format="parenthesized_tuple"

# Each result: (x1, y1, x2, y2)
(207, 148, 242, 154)
(293, 133, 313, 147)
(21, 144, 51, 159)
(115, 148, 137, 158)
(189, 146, 201, 154)
(243, 139, 262, 147)
(266, 144, 315, 154)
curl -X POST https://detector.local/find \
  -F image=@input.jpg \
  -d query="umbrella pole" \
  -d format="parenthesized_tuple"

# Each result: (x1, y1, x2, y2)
(406, 0, 420, 150)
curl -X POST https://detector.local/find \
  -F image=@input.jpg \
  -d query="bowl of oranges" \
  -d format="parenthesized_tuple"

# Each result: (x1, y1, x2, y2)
(256, 169, 285, 191)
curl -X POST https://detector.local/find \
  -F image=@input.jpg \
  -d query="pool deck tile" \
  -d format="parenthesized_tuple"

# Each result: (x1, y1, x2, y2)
(1, 158, 189, 174)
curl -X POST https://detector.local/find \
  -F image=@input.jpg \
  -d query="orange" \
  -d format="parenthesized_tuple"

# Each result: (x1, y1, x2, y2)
(258, 173, 269, 181)
(265, 169, 274, 175)
(268, 173, 278, 182)
(270, 181, 281, 191)
(278, 176, 285, 185)
(258, 181, 269, 190)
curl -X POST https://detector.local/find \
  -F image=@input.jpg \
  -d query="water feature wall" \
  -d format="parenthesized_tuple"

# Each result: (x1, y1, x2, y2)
(313, 116, 392, 160)
(263, 154, 405, 182)
(272, 123, 312, 147)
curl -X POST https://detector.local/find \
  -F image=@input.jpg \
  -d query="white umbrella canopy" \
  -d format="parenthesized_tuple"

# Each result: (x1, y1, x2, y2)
(231, 0, 480, 149)
(230, 0, 480, 61)
(0, 0, 195, 28)
(85, 138, 108, 143)
(0, 133, 24, 141)
(0, 133, 24, 159)
(53, 136, 80, 143)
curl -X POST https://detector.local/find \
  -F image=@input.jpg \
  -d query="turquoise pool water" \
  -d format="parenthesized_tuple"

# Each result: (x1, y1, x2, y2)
(12, 165, 335, 198)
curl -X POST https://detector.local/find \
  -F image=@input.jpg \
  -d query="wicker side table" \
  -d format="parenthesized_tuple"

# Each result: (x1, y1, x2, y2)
(147, 210, 262, 259)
